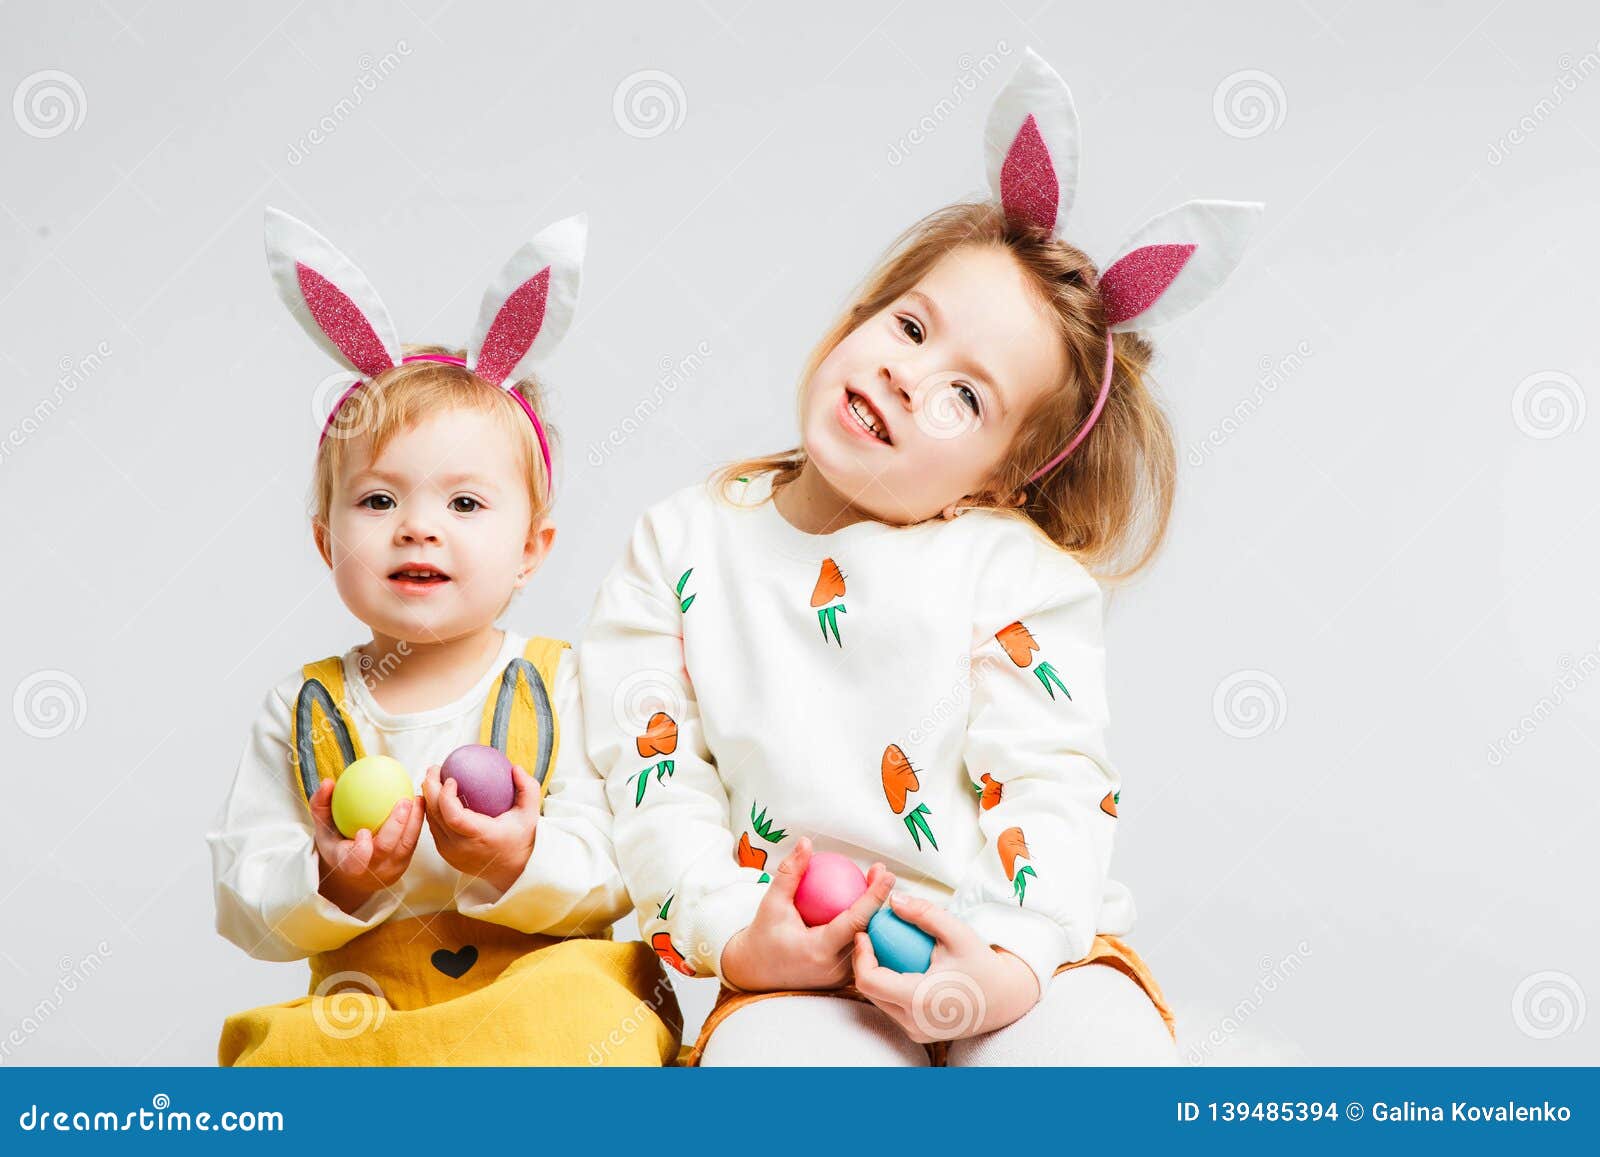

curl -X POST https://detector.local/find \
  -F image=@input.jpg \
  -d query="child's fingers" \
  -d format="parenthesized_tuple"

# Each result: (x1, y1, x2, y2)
(339, 828, 374, 876)
(396, 795, 425, 860)
(851, 931, 883, 983)
(510, 765, 543, 816)
(372, 798, 413, 858)
(421, 764, 441, 810)
(887, 891, 978, 953)
(307, 778, 337, 828)
(438, 777, 491, 839)
(767, 837, 811, 902)
(851, 938, 913, 1011)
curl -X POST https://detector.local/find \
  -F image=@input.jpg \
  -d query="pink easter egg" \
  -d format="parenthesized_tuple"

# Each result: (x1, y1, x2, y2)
(440, 744, 516, 817)
(794, 852, 869, 927)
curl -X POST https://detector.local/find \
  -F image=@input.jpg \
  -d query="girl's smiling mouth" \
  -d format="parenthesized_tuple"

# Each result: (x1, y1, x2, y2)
(388, 563, 452, 594)
(839, 388, 893, 446)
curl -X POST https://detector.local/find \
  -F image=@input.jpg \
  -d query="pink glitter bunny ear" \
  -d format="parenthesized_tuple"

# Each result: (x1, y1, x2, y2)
(1099, 200, 1264, 333)
(984, 47, 1081, 235)
(466, 214, 586, 388)
(263, 207, 401, 378)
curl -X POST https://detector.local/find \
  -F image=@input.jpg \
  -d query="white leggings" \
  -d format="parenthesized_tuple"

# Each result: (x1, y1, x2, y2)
(698, 962, 1177, 1066)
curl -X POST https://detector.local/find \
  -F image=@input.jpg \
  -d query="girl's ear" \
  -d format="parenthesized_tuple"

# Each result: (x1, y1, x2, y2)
(984, 47, 1081, 236)
(517, 523, 557, 587)
(467, 215, 586, 387)
(312, 519, 332, 569)
(264, 208, 401, 378)
(1099, 200, 1264, 333)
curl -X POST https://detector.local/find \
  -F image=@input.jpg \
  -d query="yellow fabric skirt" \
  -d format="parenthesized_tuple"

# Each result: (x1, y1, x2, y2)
(683, 933, 1173, 1066)
(221, 912, 682, 1066)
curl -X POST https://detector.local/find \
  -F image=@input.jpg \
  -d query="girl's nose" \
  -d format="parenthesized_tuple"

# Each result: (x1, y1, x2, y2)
(396, 516, 441, 545)
(880, 362, 915, 408)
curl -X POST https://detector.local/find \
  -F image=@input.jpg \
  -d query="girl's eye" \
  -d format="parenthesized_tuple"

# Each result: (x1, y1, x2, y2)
(955, 383, 980, 415)
(360, 494, 395, 511)
(451, 496, 481, 513)
(897, 315, 924, 344)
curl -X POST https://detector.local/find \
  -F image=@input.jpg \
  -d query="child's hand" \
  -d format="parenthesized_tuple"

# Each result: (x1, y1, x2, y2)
(850, 892, 1041, 1043)
(720, 837, 894, 991)
(308, 778, 424, 916)
(421, 762, 542, 895)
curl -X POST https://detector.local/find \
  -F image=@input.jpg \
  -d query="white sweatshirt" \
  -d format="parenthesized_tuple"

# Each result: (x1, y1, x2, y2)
(208, 631, 629, 962)
(581, 474, 1135, 994)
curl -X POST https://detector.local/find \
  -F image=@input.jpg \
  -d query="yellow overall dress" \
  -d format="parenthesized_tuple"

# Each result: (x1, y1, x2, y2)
(219, 637, 683, 1066)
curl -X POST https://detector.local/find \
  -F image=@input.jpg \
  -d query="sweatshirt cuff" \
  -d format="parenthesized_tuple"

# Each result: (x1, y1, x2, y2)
(455, 822, 622, 935)
(683, 879, 769, 988)
(273, 849, 402, 954)
(960, 902, 1077, 997)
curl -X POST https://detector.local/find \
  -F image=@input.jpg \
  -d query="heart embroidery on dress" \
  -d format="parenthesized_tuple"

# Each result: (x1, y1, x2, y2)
(430, 945, 478, 979)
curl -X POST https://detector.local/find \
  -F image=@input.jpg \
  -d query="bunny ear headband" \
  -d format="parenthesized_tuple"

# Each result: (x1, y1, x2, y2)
(264, 207, 586, 487)
(984, 49, 1265, 481)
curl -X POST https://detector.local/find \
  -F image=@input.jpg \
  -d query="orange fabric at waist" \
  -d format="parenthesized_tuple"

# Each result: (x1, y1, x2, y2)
(683, 933, 1173, 1066)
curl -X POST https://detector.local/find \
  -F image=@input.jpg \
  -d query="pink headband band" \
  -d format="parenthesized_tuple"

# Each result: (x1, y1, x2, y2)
(1026, 334, 1114, 483)
(317, 353, 554, 490)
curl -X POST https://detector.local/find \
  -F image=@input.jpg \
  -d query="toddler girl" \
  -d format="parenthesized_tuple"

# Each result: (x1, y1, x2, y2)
(208, 210, 679, 1065)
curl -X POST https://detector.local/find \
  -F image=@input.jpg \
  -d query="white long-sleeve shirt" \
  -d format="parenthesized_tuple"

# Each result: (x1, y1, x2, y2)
(208, 631, 629, 962)
(580, 474, 1136, 994)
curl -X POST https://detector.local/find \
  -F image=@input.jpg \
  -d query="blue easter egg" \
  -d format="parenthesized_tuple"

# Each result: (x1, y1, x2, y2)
(867, 908, 934, 974)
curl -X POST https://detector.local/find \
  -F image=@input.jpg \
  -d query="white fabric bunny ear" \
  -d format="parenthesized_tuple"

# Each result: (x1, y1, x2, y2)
(263, 208, 402, 378)
(466, 214, 586, 387)
(984, 47, 1081, 235)
(1098, 200, 1264, 333)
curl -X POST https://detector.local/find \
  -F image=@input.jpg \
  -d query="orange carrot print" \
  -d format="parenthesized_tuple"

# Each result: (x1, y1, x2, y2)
(996, 621, 1040, 667)
(811, 558, 848, 646)
(881, 744, 920, 814)
(998, 826, 1037, 905)
(996, 620, 1072, 700)
(636, 711, 678, 758)
(976, 773, 1003, 810)
(735, 831, 767, 870)
(629, 712, 678, 807)
(882, 744, 938, 852)
(1100, 790, 1119, 818)
(811, 558, 846, 606)
(651, 932, 694, 977)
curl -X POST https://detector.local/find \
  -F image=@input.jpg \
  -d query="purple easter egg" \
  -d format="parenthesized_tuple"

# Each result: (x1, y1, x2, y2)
(440, 744, 515, 817)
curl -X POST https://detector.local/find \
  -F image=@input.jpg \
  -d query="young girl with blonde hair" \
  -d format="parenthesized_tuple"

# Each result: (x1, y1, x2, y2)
(209, 210, 679, 1065)
(581, 50, 1262, 1065)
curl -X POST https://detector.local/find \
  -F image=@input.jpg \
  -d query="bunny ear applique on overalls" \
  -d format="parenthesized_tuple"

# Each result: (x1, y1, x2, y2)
(474, 638, 568, 789)
(289, 639, 570, 808)
(291, 660, 367, 806)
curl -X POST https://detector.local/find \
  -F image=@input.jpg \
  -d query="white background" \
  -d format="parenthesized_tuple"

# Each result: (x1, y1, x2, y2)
(1, 0, 1595, 1064)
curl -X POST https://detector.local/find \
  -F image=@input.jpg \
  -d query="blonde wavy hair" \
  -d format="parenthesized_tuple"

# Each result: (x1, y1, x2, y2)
(714, 202, 1176, 583)
(310, 344, 557, 550)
